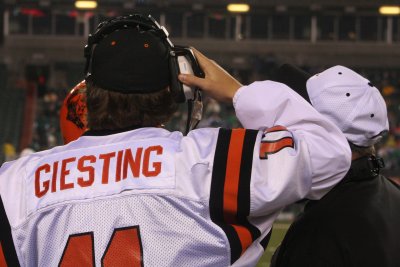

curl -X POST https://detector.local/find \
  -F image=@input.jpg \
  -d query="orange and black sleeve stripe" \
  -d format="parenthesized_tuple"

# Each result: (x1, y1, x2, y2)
(0, 198, 19, 267)
(210, 128, 261, 264)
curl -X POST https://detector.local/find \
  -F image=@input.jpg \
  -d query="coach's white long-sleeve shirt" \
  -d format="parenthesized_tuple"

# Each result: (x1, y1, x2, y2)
(0, 81, 351, 266)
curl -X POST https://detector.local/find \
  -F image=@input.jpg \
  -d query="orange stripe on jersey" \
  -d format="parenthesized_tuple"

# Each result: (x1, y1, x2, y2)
(223, 129, 253, 255)
(223, 129, 245, 221)
(0, 243, 7, 267)
(260, 137, 294, 157)
(231, 224, 253, 254)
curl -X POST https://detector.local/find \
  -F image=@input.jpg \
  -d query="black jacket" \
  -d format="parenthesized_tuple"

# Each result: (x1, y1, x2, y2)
(272, 156, 400, 267)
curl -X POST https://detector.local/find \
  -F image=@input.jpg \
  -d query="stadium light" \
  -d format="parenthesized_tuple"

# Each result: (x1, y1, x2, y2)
(75, 1, 98, 9)
(227, 4, 250, 13)
(379, 6, 400, 15)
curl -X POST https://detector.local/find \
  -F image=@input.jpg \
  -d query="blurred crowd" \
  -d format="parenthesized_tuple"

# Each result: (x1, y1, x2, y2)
(31, 89, 65, 151)
(370, 69, 400, 183)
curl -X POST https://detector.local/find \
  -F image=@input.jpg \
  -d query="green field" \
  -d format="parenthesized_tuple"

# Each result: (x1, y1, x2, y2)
(256, 221, 291, 267)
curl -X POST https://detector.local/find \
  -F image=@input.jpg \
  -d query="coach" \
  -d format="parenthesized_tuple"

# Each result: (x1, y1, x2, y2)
(272, 64, 400, 267)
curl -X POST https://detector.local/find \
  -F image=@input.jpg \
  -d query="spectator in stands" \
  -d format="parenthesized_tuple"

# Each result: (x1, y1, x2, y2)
(2, 140, 16, 162)
(271, 64, 400, 267)
(19, 145, 35, 158)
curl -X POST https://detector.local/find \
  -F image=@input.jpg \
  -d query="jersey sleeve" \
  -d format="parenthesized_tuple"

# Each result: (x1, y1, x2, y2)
(204, 81, 350, 264)
(233, 81, 351, 210)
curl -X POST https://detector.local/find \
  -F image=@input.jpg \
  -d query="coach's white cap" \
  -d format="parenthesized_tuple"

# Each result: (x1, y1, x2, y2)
(275, 64, 389, 147)
(306, 66, 389, 147)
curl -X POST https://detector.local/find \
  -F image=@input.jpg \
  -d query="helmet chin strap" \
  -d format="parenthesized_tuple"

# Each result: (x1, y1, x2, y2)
(185, 90, 203, 135)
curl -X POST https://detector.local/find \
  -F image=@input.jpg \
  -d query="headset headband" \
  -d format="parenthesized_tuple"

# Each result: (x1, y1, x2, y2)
(84, 14, 172, 77)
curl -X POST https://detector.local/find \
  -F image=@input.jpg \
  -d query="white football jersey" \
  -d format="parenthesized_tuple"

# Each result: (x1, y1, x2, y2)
(0, 81, 351, 266)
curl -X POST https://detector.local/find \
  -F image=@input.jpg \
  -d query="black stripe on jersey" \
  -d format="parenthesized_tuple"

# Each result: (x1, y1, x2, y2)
(214, 222, 242, 264)
(260, 229, 273, 250)
(210, 128, 231, 223)
(237, 130, 261, 241)
(0, 197, 20, 266)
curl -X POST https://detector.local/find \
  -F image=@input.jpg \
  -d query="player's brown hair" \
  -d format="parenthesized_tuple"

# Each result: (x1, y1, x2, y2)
(85, 81, 178, 130)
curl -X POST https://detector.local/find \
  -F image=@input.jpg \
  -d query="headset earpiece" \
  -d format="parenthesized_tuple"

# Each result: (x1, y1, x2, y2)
(168, 46, 204, 103)
(168, 50, 186, 103)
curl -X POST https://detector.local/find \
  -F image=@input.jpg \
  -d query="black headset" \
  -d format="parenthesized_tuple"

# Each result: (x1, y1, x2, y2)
(84, 14, 203, 102)
(83, 14, 204, 133)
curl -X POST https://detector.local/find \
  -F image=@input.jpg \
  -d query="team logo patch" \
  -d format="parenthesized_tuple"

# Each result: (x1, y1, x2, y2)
(259, 125, 294, 159)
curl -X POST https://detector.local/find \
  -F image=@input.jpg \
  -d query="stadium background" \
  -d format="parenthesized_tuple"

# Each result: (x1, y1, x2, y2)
(0, 1, 400, 266)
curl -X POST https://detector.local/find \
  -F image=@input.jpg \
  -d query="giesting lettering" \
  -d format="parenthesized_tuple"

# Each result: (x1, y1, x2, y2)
(34, 145, 163, 198)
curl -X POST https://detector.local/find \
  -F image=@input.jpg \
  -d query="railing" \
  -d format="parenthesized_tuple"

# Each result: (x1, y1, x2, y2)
(2, 35, 400, 68)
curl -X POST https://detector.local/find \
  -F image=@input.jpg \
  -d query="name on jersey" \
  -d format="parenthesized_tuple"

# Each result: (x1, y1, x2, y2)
(35, 145, 165, 198)
(26, 140, 176, 213)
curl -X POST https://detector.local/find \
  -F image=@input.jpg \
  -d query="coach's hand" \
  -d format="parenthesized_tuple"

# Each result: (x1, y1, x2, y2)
(178, 48, 242, 103)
